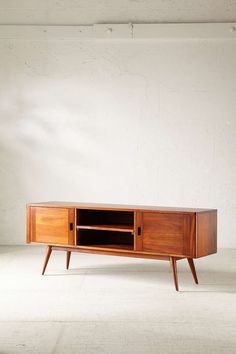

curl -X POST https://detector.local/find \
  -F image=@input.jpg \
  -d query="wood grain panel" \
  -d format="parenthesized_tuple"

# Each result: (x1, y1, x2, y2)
(196, 210, 217, 258)
(134, 211, 143, 251)
(183, 213, 196, 257)
(31, 207, 74, 245)
(142, 212, 194, 256)
(27, 201, 215, 213)
(68, 208, 76, 245)
(26, 203, 216, 260)
(52, 245, 174, 261)
(26, 206, 31, 243)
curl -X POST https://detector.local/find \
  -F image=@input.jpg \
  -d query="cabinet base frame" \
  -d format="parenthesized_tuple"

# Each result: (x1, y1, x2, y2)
(41, 245, 199, 291)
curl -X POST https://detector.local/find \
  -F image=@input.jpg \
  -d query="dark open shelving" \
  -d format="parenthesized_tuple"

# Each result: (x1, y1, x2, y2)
(76, 209, 134, 250)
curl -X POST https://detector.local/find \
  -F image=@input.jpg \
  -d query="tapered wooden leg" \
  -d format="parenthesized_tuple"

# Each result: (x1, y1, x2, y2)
(187, 258, 198, 284)
(66, 251, 71, 270)
(42, 246, 52, 275)
(170, 257, 179, 291)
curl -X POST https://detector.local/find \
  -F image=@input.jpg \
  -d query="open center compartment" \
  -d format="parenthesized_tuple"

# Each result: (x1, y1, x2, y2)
(76, 209, 134, 250)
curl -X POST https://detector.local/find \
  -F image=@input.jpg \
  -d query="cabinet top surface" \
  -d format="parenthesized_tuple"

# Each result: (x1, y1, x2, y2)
(27, 201, 216, 213)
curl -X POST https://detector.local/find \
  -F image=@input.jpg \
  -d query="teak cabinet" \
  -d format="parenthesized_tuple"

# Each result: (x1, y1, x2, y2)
(30, 207, 75, 245)
(26, 202, 217, 291)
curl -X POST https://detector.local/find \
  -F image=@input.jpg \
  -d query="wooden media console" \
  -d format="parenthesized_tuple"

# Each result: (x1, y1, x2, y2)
(26, 202, 217, 291)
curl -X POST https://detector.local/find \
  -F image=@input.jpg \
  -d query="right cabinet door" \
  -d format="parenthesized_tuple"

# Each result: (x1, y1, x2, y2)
(141, 212, 195, 257)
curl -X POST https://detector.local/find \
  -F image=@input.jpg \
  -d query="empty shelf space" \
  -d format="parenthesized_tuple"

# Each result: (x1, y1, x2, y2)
(77, 224, 134, 233)
(77, 209, 134, 228)
(76, 209, 135, 251)
(77, 229, 134, 250)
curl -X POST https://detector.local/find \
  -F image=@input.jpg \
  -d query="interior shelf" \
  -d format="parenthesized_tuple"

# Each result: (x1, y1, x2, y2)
(78, 244, 133, 251)
(76, 229, 134, 250)
(76, 209, 134, 250)
(77, 224, 134, 233)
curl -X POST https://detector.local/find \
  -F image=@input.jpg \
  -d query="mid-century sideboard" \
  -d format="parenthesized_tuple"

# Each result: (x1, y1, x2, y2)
(26, 202, 217, 291)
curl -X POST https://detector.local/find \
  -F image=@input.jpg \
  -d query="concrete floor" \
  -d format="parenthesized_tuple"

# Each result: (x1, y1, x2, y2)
(0, 246, 236, 354)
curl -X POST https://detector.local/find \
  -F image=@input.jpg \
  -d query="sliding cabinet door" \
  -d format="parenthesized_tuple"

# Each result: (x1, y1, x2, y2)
(141, 212, 195, 257)
(30, 207, 75, 245)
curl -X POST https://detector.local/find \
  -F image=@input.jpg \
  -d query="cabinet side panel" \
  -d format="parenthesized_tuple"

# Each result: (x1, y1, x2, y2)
(183, 214, 196, 258)
(26, 206, 31, 243)
(196, 211, 217, 258)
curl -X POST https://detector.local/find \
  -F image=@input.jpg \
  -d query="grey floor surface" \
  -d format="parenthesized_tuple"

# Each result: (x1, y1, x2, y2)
(0, 246, 236, 354)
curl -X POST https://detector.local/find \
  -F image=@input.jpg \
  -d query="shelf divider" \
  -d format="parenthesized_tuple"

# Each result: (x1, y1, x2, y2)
(76, 224, 134, 233)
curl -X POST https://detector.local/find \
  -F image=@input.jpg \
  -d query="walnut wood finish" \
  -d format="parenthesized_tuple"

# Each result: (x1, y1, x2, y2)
(187, 258, 198, 284)
(42, 245, 52, 275)
(51, 246, 174, 261)
(142, 212, 194, 256)
(30, 207, 75, 245)
(170, 257, 179, 291)
(196, 211, 217, 258)
(135, 211, 143, 251)
(26, 206, 31, 243)
(77, 224, 134, 233)
(26, 202, 217, 291)
(66, 251, 71, 270)
(28, 201, 215, 213)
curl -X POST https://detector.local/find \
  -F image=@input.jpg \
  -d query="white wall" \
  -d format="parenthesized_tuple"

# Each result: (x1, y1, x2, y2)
(0, 1, 236, 247)
(0, 0, 236, 24)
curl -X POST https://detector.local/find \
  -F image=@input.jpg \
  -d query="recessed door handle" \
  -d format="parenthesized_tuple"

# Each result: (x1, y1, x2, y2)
(70, 223, 74, 231)
(137, 226, 141, 236)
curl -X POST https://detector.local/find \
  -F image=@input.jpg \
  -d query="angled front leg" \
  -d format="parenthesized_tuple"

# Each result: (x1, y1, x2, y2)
(42, 245, 52, 275)
(66, 251, 71, 270)
(170, 257, 179, 291)
(187, 258, 198, 284)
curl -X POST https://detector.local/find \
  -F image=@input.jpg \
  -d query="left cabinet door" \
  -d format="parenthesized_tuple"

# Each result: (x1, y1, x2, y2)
(29, 207, 75, 245)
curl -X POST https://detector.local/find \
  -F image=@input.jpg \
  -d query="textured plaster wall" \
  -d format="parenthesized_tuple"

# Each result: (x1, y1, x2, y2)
(0, 1, 236, 246)
(0, 0, 236, 24)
